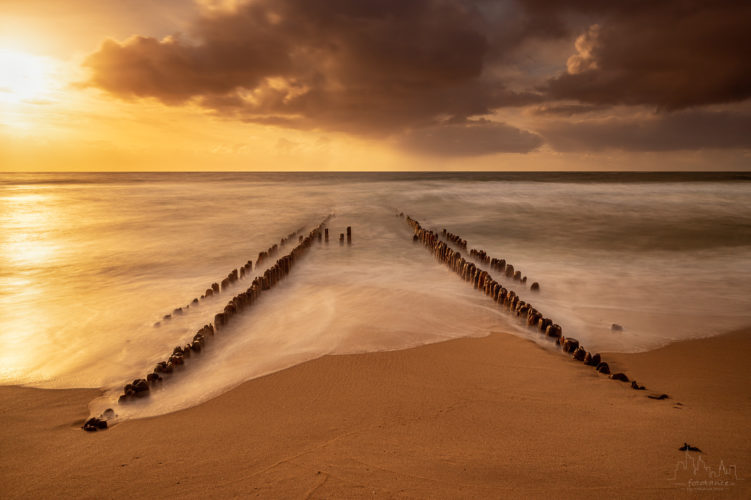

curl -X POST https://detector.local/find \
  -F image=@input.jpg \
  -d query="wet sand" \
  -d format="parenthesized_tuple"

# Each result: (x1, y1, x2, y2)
(1, 328, 749, 499)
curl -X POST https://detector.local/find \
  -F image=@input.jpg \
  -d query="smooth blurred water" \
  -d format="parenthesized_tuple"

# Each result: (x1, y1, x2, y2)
(1, 172, 749, 418)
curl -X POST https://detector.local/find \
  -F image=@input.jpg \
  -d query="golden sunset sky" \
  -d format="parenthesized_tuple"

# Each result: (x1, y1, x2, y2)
(1, 0, 749, 171)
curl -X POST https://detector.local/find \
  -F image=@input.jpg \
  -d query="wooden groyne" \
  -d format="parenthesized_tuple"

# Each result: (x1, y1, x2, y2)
(440, 228, 539, 291)
(400, 213, 663, 398)
(154, 227, 306, 326)
(84, 216, 336, 431)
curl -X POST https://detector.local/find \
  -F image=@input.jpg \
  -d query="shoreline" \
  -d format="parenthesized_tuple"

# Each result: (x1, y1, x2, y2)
(1, 327, 749, 498)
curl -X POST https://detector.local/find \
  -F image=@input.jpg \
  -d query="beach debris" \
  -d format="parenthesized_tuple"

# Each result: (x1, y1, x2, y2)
(611, 372, 630, 382)
(648, 393, 670, 400)
(611, 323, 623, 332)
(679, 443, 702, 452)
(631, 381, 645, 390)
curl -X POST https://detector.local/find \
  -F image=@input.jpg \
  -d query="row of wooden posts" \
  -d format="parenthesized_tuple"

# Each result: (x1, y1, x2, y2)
(154, 227, 306, 327)
(465, 242, 539, 291)
(401, 213, 661, 396)
(84, 216, 341, 431)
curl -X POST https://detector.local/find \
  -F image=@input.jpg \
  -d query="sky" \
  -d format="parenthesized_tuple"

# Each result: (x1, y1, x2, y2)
(0, 0, 749, 171)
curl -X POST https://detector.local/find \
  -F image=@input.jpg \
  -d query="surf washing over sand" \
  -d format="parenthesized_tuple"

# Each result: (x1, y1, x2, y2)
(1, 172, 750, 419)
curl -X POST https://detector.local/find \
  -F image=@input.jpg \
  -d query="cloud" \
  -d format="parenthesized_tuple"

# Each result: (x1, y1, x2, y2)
(399, 120, 543, 156)
(546, 1, 751, 109)
(79, 0, 751, 156)
(539, 110, 751, 152)
(83, 0, 543, 138)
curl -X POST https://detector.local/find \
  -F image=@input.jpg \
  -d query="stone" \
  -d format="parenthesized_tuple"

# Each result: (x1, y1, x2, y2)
(530, 282, 540, 291)
(83, 417, 108, 432)
(611, 323, 623, 332)
(611, 372, 629, 382)
(596, 362, 611, 375)
(631, 381, 645, 390)
(648, 393, 670, 400)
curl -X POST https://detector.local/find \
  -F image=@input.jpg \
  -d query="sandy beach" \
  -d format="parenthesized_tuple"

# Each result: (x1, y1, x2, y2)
(1, 327, 749, 499)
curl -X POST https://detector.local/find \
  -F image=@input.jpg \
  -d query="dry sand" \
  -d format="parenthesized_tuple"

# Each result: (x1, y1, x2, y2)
(1, 328, 749, 499)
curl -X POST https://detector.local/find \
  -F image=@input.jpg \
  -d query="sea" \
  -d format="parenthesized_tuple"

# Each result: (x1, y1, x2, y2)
(1, 172, 749, 418)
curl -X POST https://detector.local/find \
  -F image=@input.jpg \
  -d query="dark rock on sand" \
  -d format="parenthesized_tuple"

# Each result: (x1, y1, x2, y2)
(596, 362, 611, 375)
(611, 373, 629, 382)
(83, 417, 108, 432)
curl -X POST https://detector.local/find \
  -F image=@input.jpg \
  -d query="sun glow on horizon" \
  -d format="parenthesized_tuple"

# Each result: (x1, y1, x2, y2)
(0, 48, 59, 105)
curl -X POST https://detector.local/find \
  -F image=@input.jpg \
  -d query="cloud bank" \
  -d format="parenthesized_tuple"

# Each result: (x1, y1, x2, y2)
(82, 0, 751, 156)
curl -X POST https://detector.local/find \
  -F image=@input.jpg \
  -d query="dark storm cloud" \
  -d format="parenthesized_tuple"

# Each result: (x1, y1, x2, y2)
(539, 110, 751, 152)
(399, 120, 543, 156)
(545, 1, 751, 110)
(81, 0, 751, 155)
(529, 103, 605, 117)
(83, 1, 539, 130)
(82, 0, 548, 153)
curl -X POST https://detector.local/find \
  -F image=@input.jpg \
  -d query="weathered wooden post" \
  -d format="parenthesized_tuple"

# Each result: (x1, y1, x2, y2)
(346, 226, 352, 244)
(325, 228, 329, 243)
